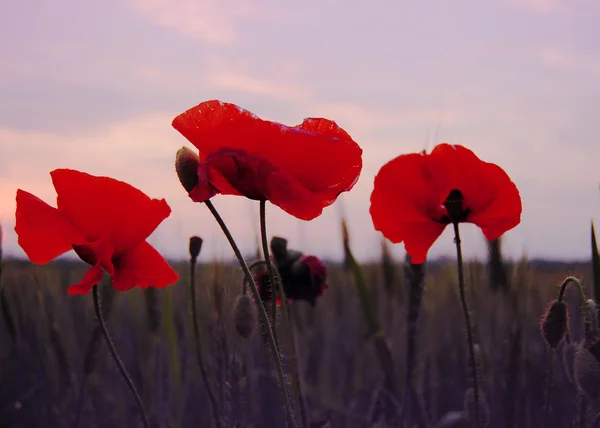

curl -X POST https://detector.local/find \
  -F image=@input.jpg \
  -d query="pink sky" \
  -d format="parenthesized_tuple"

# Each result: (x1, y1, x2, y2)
(1, 0, 599, 262)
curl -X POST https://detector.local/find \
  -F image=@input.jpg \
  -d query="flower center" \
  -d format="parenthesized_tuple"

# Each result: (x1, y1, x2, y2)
(72, 244, 97, 266)
(442, 189, 470, 223)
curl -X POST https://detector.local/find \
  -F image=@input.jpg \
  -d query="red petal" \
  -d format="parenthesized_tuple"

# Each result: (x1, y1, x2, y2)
(425, 144, 497, 213)
(467, 163, 522, 239)
(370, 153, 448, 262)
(172, 101, 362, 207)
(194, 149, 325, 220)
(111, 241, 179, 291)
(15, 189, 86, 264)
(67, 264, 104, 295)
(50, 169, 172, 255)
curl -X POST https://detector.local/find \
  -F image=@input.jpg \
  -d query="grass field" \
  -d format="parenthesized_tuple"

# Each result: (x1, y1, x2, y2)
(0, 231, 597, 428)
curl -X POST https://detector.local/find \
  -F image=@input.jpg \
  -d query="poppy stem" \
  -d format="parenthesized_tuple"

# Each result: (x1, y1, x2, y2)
(452, 222, 480, 427)
(544, 348, 554, 423)
(91, 284, 149, 428)
(204, 200, 297, 428)
(259, 199, 306, 428)
(189, 256, 221, 428)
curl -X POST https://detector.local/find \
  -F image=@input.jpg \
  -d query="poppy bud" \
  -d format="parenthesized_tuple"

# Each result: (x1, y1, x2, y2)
(234, 294, 256, 339)
(574, 343, 600, 401)
(463, 388, 490, 428)
(585, 299, 599, 332)
(561, 341, 577, 385)
(189, 236, 203, 262)
(175, 146, 199, 192)
(540, 300, 568, 348)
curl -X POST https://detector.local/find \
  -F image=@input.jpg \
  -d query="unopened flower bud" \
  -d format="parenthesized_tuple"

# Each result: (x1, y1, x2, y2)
(540, 300, 568, 348)
(585, 299, 599, 332)
(175, 146, 199, 192)
(234, 295, 256, 339)
(189, 236, 203, 262)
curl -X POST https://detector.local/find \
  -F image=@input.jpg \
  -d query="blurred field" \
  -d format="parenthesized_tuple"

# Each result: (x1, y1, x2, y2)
(0, 248, 595, 428)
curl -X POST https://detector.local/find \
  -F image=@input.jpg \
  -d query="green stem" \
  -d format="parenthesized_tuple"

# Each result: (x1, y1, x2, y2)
(92, 285, 149, 428)
(204, 200, 297, 428)
(259, 200, 306, 428)
(452, 222, 479, 427)
(190, 257, 221, 428)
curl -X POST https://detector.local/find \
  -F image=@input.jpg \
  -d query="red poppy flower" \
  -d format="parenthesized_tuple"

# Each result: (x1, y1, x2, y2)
(370, 143, 522, 264)
(172, 100, 363, 220)
(15, 169, 179, 295)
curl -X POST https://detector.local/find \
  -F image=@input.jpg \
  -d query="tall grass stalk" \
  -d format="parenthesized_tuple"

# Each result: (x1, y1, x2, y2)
(92, 284, 149, 428)
(189, 249, 221, 428)
(204, 200, 296, 428)
(452, 222, 480, 426)
(260, 200, 306, 427)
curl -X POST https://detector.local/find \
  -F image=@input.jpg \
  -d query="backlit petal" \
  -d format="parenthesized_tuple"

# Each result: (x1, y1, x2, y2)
(194, 150, 325, 220)
(15, 189, 85, 264)
(172, 101, 362, 205)
(111, 241, 179, 292)
(67, 265, 104, 295)
(468, 163, 522, 239)
(51, 169, 171, 255)
(426, 144, 497, 213)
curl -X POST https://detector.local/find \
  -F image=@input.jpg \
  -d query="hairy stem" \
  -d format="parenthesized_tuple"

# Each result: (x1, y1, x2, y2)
(544, 348, 554, 424)
(92, 285, 149, 428)
(190, 258, 221, 428)
(204, 200, 297, 428)
(452, 222, 479, 427)
(260, 200, 306, 427)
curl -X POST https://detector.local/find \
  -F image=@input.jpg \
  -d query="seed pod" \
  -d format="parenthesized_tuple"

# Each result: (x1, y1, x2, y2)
(540, 300, 568, 348)
(189, 236, 203, 262)
(234, 295, 256, 339)
(175, 146, 200, 192)
(463, 388, 490, 428)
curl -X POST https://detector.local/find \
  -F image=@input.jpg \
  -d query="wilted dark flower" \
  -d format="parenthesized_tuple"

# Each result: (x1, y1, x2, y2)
(255, 237, 328, 306)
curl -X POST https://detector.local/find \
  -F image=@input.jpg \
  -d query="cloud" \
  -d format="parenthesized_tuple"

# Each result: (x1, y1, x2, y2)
(535, 47, 600, 76)
(128, 0, 282, 45)
(209, 72, 313, 100)
(507, 0, 565, 13)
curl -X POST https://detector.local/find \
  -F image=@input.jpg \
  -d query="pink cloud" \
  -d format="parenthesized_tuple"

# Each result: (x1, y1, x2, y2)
(128, 0, 282, 45)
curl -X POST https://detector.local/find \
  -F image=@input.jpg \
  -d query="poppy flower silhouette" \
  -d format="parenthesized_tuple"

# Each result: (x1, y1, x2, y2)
(15, 169, 179, 295)
(173, 100, 363, 220)
(370, 143, 522, 264)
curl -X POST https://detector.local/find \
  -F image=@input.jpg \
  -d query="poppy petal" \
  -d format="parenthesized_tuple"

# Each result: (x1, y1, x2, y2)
(51, 169, 172, 255)
(467, 163, 522, 239)
(111, 242, 179, 292)
(193, 150, 325, 220)
(370, 152, 445, 228)
(426, 144, 498, 214)
(67, 264, 104, 295)
(172, 101, 362, 204)
(15, 189, 86, 264)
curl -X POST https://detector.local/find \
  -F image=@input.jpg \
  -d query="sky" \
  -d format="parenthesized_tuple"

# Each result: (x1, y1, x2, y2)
(1, 0, 599, 263)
